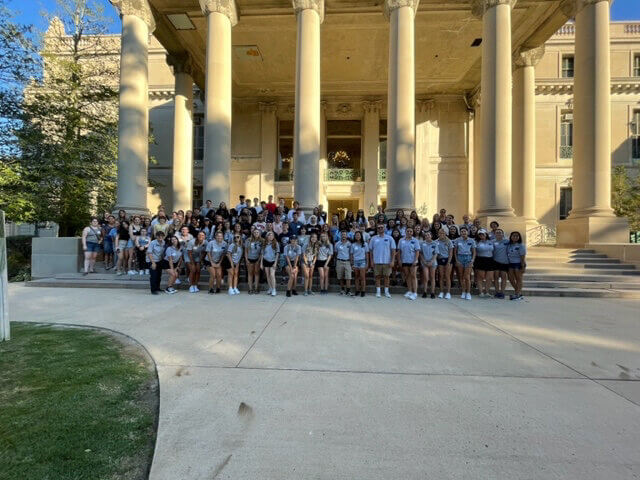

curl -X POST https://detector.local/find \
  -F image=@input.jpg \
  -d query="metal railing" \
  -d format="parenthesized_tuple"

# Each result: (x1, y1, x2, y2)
(324, 168, 364, 182)
(274, 169, 293, 182)
(378, 169, 387, 182)
(630, 231, 640, 244)
(527, 224, 557, 247)
(560, 145, 573, 159)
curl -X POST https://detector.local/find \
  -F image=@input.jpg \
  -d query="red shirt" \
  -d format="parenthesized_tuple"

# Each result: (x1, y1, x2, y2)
(265, 203, 277, 214)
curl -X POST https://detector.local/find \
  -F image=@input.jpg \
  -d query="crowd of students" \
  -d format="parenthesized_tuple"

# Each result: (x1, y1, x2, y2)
(81, 195, 528, 300)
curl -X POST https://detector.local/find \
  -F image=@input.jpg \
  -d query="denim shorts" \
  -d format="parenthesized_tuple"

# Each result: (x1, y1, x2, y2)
(353, 259, 367, 269)
(103, 237, 114, 254)
(509, 262, 523, 270)
(85, 242, 100, 253)
(457, 254, 473, 267)
(126, 239, 134, 249)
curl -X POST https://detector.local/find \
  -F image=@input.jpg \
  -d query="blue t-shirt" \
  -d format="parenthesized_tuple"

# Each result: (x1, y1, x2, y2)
(420, 240, 437, 263)
(335, 241, 352, 261)
(262, 243, 279, 262)
(206, 240, 227, 263)
(368, 234, 396, 264)
(476, 240, 494, 258)
(454, 237, 476, 256)
(351, 242, 369, 262)
(398, 237, 420, 264)
(507, 243, 527, 263)
(492, 239, 509, 264)
(435, 239, 452, 258)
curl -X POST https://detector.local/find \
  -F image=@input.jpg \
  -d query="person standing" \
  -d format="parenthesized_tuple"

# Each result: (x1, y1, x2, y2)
(135, 228, 151, 275)
(419, 230, 437, 298)
(335, 231, 353, 296)
(81, 217, 103, 275)
(435, 228, 453, 299)
(261, 231, 280, 296)
(227, 234, 244, 295)
(164, 236, 183, 294)
(507, 231, 527, 300)
(397, 227, 420, 300)
(474, 230, 495, 297)
(351, 230, 369, 297)
(284, 236, 302, 297)
(115, 220, 130, 276)
(147, 231, 167, 295)
(186, 231, 207, 293)
(205, 231, 227, 294)
(454, 227, 476, 300)
(302, 232, 318, 296)
(368, 224, 396, 298)
(316, 232, 333, 295)
(245, 228, 264, 294)
(492, 229, 510, 299)
(101, 215, 116, 270)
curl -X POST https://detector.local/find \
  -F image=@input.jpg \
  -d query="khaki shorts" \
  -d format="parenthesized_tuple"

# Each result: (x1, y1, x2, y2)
(336, 259, 352, 280)
(374, 263, 391, 277)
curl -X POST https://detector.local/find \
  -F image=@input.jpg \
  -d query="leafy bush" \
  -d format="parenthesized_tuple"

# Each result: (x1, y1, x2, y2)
(6, 235, 32, 282)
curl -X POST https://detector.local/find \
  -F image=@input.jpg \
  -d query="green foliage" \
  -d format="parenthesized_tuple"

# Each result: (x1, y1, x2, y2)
(611, 165, 640, 231)
(6, 235, 32, 282)
(1, 0, 118, 236)
(0, 323, 157, 480)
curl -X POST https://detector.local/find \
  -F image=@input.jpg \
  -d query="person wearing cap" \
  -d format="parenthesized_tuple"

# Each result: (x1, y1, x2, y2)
(474, 229, 495, 297)
(335, 231, 354, 296)
(283, 235, 302, 297)
(368, 223, 396, 298)
(147, 230, 167, 295)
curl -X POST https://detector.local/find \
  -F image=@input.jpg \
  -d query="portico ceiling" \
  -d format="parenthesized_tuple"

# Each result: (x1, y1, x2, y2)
(147, 0, 570, 98)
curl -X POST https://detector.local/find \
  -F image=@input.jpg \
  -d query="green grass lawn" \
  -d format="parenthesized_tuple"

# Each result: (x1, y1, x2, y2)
(0, 323, 158, 480)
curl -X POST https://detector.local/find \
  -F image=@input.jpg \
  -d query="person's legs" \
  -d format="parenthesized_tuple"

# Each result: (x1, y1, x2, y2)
(485, 271, 493, 294)
(247, 263, 255, 291)
(456, 264, 464, 295)
(507, 269, 517, 296)
(128, 247, 135, 271)
(476, 270, 485, 294)
(402, 266, 411, 294)
(83, 251, 91, 273)
(464, 266, 472, 294)
(207, 266, 215, 290)
(287, 266, 294, 292)
(194, 263, 201, 286)
(410, 266, 417, 293)
(291, 266, 299, 292)
(428, 266, 436, 294)
(515, 270, 524, 296)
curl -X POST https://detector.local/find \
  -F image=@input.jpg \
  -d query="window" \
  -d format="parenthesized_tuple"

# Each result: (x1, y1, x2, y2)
(560, 111, 573, 159)
(277, 120, 293, 181)
(326, 120, 362, 173)
(634, 54, 640, 77)
(562, 55, 574, 78)
(632, 110, 640, 160)
(559, 187, 573, 220)
(193, 114, 204, 166)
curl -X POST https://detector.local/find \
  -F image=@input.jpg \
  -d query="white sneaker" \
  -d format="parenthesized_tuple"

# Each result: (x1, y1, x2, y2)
(460, 293, 466, 299)
(233, 287, 240, 294)
(404, 291, 411, 298)
(466, 292, 472, 300)
(384, 291, 392, 298)
(127, 270, 135, 275)
(409, 293, 417, 300)
(445, 292, 451, 300)
(145, 269, 150, 275)
(175, 278, 181, 285)
(271, 289, 277, 296)
(189, 286, 194, 293)
(376, 291, 381, 298)
(138, 270, 144, 275)
(229, 288, 235, 295)
(194, 286, 199, 292)
(438, 292, 444, 299)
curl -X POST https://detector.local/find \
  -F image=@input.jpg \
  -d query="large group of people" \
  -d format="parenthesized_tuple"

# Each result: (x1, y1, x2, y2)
(81, 195, 528, 300)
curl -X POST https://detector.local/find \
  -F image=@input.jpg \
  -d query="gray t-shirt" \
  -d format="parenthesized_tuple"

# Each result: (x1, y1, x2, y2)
(420, 240, 437, 263)
(398, 238, 420, 264)
(476, 240, 494, 258)
(164, 246, 182, 264)
(454, 237, 476, 256)
(435, 239, 452, 258)
(228, 243, 244, 264)
(147, 239, 165, 262)
(317, 243, 334, 261)
(335, 241, 352, 261)
(351, 242, 369, 262)
(492, 239, 509, 264)
(262, 243, 279, 262)
(185, 239, 207, 262)
(507, 243, 527, 263)
(245, 238, 263, 260)
(206, 240, 227, 263)
(284, 244, 302, 262)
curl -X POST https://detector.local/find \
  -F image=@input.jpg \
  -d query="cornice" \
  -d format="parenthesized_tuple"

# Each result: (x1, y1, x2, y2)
(535, 78, 640, 95)
(109, 0, 156, 32)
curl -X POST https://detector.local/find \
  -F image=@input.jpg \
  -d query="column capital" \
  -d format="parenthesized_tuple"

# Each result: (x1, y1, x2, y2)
(259, 101, 277, 114)
(471, 0, 516, 18)
(560, 0, 610, 17)
(416, 98, 435, 113)
(109, 0, 155, 31)
(166, 54, 194, 76)
(363, 99, 383, 114)
(292, 0, 324, 23)
(199, 0, 238, 26)
(384, 0, 420, 20)
(514, 45, 545, 68)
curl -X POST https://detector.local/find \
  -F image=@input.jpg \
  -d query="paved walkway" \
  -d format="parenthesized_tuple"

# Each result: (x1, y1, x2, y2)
(8, 284, 640, 479)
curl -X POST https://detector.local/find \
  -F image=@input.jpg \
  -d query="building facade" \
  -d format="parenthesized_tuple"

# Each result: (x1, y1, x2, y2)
(106, 0, 639, 245)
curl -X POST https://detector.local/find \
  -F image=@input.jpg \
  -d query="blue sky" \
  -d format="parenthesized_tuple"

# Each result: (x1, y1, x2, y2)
(8, 0, 640, 33)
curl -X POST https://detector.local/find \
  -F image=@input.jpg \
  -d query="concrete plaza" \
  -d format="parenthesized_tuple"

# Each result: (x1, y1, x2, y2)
(8, 284, 640, 479)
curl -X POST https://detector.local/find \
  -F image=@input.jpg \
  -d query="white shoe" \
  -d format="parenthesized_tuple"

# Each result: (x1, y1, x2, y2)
(194, 286, 199, 292)
(145, 269, 150, 275)
(445, 292, 451, 300)
(229, 288, 234, 295)
(438, 292, 444, 299)
(384, 291, 392, 298)
(127, 270, 135, 275)
(234, 288, 240, 294)
(404, 291, 411, 298)
(376, 292, 381, 298)
(460, 293, 466, 299)
(409, 293, 417, 301)
(189, 286, 194, 293)
(271, 289, 277, 296)
(175, 278, 181, 285)
(466, 292, 472, 300)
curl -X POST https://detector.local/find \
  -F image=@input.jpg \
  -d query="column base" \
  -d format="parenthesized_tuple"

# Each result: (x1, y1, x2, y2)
(113, 205, 151, 217)
(386, 206, 415, 217)
(557, 215, 629, 248)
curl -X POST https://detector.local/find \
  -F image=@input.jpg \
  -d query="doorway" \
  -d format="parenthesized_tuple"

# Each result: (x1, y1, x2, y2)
(328, 199, 360, 220)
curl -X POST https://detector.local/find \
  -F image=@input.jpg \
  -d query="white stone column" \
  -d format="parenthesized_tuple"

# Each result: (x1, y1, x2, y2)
(557, 0, 628, 246)
(473, 0, 515, 219)
(512, 46, 544, 224)
(0, 210, 8, 341)
(199, 0, 237, 206)
(110, 0, 155, 216)
(415, 98, 433, 216)
(385, 0, 418, 214)
(319, 101, 328, 209)
(293, 0, 323, 212)
(259, 102, 278, 199)
(167, 55, 194, 213)
(363, 100, 382, 215)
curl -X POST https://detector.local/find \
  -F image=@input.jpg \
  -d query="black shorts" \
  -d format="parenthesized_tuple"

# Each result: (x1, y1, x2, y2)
(402, 263, 414, 267)
(203, 260, 211, 267)
(248, 257, 259, 264)
(437, 258, 450, 267)
(263, 260, 275, 268)
(316, 259, 328, 268)
(494, 262, 509, 272)
(474, 256, 495, 271)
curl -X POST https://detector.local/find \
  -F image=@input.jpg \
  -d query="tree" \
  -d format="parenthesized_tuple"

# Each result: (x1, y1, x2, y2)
(612, 165, 640, 232)
(4, 0, 119, 236)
